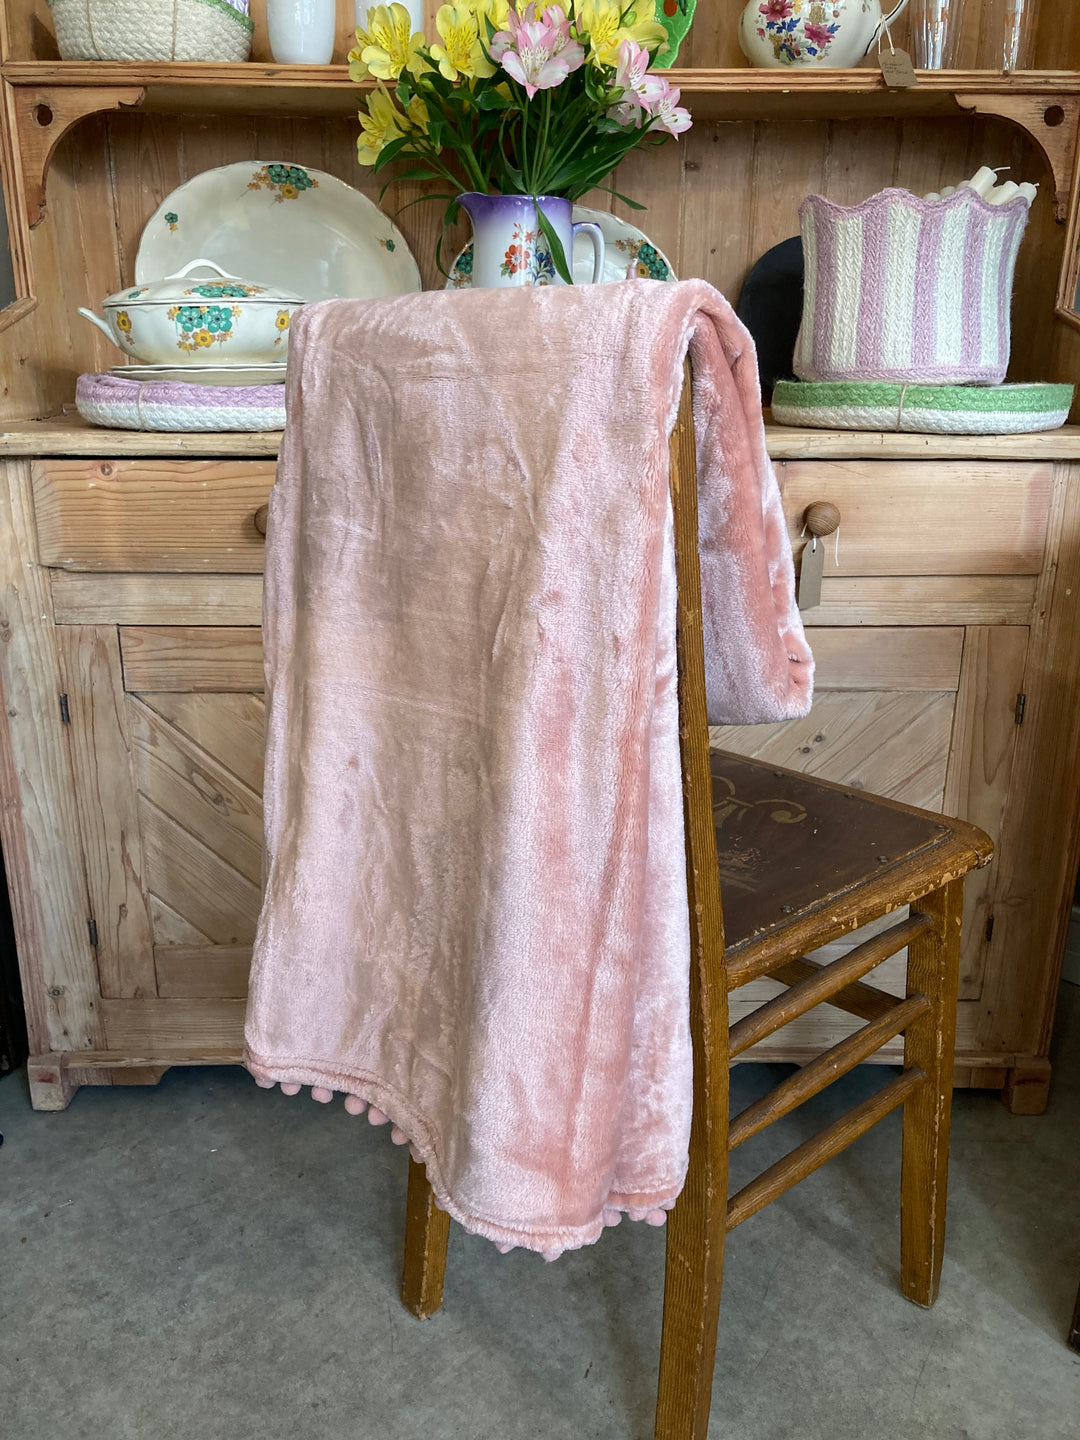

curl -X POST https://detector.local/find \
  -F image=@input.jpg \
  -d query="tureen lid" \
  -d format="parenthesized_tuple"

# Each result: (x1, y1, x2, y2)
(104, 258, 302, 307)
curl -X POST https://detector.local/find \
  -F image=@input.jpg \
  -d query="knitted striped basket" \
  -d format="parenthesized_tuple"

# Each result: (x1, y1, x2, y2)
(48, 0, 253, 62)
(794, 187, 1030, 387)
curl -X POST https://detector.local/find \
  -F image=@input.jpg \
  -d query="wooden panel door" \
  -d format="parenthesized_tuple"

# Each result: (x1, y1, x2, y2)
(57, 624, 263, 1055)
(712, 624, 1029, 1068)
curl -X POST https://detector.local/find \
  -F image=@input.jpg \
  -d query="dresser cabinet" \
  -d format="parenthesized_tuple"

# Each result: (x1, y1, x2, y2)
(3, 424, 1080, 1114)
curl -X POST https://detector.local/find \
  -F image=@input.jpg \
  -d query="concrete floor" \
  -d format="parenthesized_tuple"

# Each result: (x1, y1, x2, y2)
(2, 987, 1078, 1440)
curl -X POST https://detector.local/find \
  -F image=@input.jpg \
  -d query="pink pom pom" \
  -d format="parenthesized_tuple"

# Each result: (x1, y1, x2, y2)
(254, 1076, 276, 1089)
(495, 1242, 515, 1254)
(603, 1209, 623, 1228)
(280, 1082, 301, 1096)
(344, 1094, 368, 1116)
(390, 1126, 408, 1145)
(311, 1087, 334, 1103)
(644, 1208, 667, 1227)
(368, 1107, 389, 1125)
(541, 1248, 562, 1263)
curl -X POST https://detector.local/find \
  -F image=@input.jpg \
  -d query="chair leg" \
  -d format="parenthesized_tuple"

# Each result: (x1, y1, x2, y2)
(655, 1135, 728, 1440)
(401, 1157, 451, 1319)
(901, 877, 963, 1308)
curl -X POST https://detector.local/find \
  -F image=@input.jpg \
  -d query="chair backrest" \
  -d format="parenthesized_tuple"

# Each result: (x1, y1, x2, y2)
(656, 364, 731, 1433)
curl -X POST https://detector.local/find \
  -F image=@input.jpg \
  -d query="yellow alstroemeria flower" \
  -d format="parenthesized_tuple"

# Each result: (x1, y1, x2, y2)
(349, 3, 427, 80)
(356, 86, 407, 166)
(475, 0, 510, 32)
(429, 4, 496, 81)
(407, 93, 431, 134)
(576, 0, 667, 66)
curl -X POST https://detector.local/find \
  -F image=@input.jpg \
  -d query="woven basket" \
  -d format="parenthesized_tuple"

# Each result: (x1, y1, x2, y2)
(795, 187, 1030, 387)
(76, 372, 284, 432)
(49, 0, 253, 62)
(772, 379, 1074, 435)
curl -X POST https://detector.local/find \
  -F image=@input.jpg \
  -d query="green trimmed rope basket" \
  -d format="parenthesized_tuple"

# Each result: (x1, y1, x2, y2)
(772, 379, 1075, 435)
(48, 0, 253, 62)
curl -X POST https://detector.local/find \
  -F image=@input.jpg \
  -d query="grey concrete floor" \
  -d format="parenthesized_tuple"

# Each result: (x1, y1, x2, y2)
(2, 987, 1079, 1440)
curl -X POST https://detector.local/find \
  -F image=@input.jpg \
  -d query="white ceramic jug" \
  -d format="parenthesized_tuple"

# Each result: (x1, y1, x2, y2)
(739, 0, 910, 68)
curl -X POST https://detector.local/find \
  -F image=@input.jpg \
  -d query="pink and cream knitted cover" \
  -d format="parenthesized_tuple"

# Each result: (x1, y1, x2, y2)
(795, 186, 1030, 387)
(244, 280, 813, 1258)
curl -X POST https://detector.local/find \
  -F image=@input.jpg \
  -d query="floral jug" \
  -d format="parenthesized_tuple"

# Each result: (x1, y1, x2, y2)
(739, 0, 910, 68)
(456, 193, 605, 289)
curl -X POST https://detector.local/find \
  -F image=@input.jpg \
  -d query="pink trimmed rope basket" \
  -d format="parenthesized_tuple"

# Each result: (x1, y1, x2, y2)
(76, 372, 284, 431)
(795, 186, 1031, 387)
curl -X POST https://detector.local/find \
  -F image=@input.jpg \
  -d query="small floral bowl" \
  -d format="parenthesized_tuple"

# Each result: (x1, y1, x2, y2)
(78, 257, 302, 366)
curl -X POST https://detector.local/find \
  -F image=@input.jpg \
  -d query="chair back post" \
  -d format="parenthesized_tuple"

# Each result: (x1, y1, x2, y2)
(655, 361, 731, 1440)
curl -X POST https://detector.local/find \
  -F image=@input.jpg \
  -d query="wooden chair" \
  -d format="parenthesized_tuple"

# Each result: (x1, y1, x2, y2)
(398, 371, 994, 1440)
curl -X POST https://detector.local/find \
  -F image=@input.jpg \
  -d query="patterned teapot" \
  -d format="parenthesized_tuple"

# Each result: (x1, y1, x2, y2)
(739, 0, 910, 68)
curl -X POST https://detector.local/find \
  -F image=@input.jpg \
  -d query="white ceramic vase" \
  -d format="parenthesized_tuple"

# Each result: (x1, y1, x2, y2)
(267, 0, 336, 64)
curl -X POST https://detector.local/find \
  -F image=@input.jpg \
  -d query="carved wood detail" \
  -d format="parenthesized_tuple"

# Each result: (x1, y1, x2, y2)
(955, 92, 1080, 221)
(8, 82, 144, 227)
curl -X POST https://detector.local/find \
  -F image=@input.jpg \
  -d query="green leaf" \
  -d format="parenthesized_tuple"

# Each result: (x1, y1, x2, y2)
(535, 202, 574, 285)
(373, 135, 413, 168)
(393, 190, 460, 215)
(593, 185, 647, 210)
(435, 199, 463, 278)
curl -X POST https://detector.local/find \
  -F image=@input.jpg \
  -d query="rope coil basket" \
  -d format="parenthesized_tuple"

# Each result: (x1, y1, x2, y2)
(76, 372, 284, 432)
(795, 187, 1031, 387)
(48, 0, 253, 62)
(772, 379, 1074, 435)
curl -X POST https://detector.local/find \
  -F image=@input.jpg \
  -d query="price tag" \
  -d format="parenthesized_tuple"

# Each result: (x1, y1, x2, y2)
(879, 47, 918, 88)
(797, 537, 824, 612)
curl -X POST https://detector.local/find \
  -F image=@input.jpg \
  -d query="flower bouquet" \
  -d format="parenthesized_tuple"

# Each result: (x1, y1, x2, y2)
(349, 1, 692, 282)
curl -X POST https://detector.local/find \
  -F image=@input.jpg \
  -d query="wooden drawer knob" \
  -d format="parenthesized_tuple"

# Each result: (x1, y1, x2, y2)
(804, 501, 841, 537)
(253, 504, 269, 537)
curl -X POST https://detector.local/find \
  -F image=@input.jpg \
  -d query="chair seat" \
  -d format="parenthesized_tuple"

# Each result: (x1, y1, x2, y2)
(710, 750, 993, 982)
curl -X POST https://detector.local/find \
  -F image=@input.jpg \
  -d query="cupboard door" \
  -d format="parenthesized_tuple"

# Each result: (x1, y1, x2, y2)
(711, 624, 1028, 1063)
(59, 622, 264, 1051)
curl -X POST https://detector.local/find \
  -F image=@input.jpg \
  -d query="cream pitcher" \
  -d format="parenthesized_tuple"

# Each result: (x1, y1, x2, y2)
(739, 0, 911, 68)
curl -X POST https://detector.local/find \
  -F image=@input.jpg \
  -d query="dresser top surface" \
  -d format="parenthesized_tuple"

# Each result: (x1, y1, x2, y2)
(4, 413, 1080, 461)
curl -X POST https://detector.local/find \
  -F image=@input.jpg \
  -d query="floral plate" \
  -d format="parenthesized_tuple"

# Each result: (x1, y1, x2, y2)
(445, 206, 676, 289)
(110, 362, 287, 387)
(136, 162, 421, 302)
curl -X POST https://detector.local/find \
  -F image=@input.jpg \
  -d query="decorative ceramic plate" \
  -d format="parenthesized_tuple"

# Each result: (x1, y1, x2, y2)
(654, 0, 696, 68)
(110, 361, 287, 387)
(445, 206, 676, 289)
(136, 162, 421, 302)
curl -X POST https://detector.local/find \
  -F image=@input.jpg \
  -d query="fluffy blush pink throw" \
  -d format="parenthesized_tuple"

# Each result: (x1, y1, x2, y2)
(245, 279, 812, 1257)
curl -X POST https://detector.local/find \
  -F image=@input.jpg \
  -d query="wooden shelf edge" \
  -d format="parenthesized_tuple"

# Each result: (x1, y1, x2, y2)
(3, 415, 1080, 460)
(6, 62, 1080, 92)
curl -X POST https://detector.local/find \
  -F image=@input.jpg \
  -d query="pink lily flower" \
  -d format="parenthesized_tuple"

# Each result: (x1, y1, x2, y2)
(640, 74, 692, 137)
(490, 4, 585, 97)
(613, 39, 651, 104)
(606, 98, 645, 128)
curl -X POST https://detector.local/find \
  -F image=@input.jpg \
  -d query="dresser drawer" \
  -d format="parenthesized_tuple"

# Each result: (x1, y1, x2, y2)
(32, 459, 276, 572)
(777, 460, 1052, 575)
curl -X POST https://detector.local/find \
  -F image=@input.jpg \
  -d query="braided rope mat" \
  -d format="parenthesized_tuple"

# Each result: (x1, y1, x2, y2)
(77, 372, 285, 432)
(772, 379, 1074, 435)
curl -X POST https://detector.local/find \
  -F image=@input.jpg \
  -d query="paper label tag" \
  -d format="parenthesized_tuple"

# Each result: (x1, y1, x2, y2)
(797, 537, 824, 612)
(879, 47, 918, 88)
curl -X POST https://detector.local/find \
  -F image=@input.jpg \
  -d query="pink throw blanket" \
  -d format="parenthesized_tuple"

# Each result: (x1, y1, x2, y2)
(245, 279, 812, 1258)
